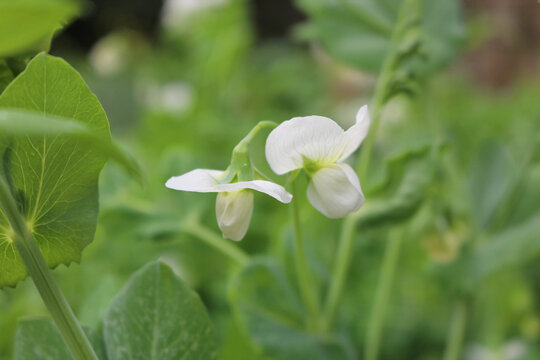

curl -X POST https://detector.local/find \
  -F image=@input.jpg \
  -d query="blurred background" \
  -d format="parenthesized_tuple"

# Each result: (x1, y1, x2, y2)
(1, 0, 540, 359)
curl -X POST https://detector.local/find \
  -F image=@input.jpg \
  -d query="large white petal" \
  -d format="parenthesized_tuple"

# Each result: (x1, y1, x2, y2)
(214, 180, 292, 203)
(165, 168, 225, 192)
(216, 190, 254, 241)
(265, 115, 345, 175)
(340, 105, 370, 161)
(306, 163, 365, 218)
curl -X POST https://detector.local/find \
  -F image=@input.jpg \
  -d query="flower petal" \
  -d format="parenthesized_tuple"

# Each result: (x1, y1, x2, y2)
(165, 169, 225, 192)
(340, 105, 370, 161)
(216, 190, 254, 241)
(166, 169, 292, 204)
(265, 115, 345, 175)
(306, 163, 365, 218)
(214, 180, 292, 203)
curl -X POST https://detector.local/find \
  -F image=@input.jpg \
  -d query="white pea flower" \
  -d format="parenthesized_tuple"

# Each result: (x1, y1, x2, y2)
(166, 169, 292, 241)
(265, 106, 370, 218)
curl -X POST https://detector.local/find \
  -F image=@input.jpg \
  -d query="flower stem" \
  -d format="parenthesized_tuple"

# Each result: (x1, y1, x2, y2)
(321, 213, 357, 331)
(233, 121, 277, 156)
(290, 178, 320, 331)
(443, 299, 467, 360)
(322, 0, 416, 332)
(182, 221, 249, 266)
(364, 230, 402, 360)
(0, 176, 98, 360)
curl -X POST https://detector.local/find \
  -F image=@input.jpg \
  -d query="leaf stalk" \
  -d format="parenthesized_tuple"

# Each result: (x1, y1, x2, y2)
(0, 176, 99, 360)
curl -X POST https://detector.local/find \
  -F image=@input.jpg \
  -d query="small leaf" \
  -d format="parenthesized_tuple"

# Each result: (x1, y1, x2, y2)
(229, 258, 357, 360)
(14, 318, 106, 360)
(467, 142, 515, 229)
(295, 0, 464, 75)
(0, 0, 78, 57)
(356, 145, 433, 230)
(467, 214, 540, 286)
(0, 53, 111, 287)
(103, 261, 218, 360)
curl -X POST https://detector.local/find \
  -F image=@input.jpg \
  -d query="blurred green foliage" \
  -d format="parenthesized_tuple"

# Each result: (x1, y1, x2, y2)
(1, 0, 540, 359)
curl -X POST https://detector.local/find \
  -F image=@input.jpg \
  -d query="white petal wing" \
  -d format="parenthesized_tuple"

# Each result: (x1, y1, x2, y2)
(306, 163, 365, 218)
(216, 190, 254, 241)
(215, 180, 292, 203)
(165, 168, 225, 192)
(265, 115, 345, 175)
(340, 105, 370, 161)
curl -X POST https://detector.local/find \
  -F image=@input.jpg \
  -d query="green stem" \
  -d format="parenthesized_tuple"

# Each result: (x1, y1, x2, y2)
(355, 1, 412, 179)
(0, 177, 98, 360)
(321, 55, 393, 331)
(290, 178, 320, 331)
(355, 78, 389, 180)
(322, 0, 416, 332)
(182, 221, 249, 266)
(236, 121, 277, 149)
(321, 214, 357, 331)
(443, 300, 467, 360)
(364, 231, 402, 360)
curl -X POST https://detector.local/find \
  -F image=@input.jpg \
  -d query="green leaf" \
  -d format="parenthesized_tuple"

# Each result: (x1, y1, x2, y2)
(0, 0, 78, 57)
(0, 53, 111, 287)
(467, 142, 515, 229)
(103, 261, 218, 360)
(14, 318, 106, 360)
(295, 0, 463, 75)
(229, 258, 357, 360)
(219, 318, 262, 360)
(356, 145, 433, 230)
(78, 275, 122, 330)
(468, 214, 540, 286)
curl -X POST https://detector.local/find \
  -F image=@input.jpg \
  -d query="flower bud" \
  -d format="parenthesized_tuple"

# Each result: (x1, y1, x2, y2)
(215, 190, 254, 241)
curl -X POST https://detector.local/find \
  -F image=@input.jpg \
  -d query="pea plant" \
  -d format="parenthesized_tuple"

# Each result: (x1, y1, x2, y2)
(2, 0, 540, 359)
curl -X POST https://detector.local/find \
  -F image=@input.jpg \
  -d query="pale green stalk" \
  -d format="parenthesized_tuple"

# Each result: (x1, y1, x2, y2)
(322, 0, 418, 333)
(236, 121, 277, 148)
(321, 29, 397, 332)
(443, 300, 467, 360)
(291, 178, 320, 331)
(0, 176, 99, 360)
(364, 230, 403, 360)
(320, 213, 358, 332)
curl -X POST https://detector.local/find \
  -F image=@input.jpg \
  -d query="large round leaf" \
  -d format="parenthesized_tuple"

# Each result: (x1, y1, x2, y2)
(0, 53, 111, 287)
